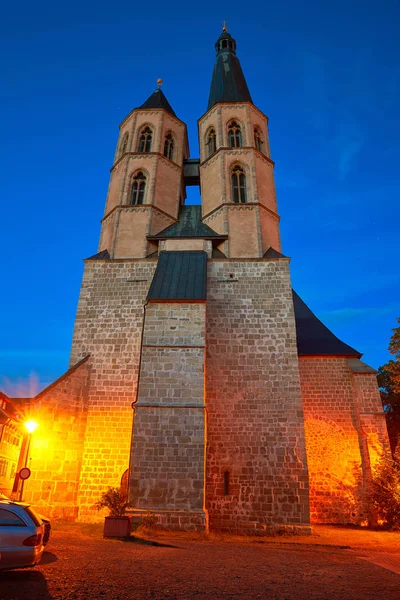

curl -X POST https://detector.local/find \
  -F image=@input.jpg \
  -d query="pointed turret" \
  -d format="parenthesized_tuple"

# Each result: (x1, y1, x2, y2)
(207, 29, 252, 110)
(98, 80, 189, 259)
(138, 87, 177, 117)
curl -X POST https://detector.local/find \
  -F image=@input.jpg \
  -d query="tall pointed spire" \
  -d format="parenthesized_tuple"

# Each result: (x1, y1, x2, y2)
(207, 28, 252, 110)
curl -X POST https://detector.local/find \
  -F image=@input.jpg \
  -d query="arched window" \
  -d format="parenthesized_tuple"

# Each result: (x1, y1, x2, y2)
(228, 121, 242, 148)
(206, 128, 216, 156)
(120, 133, 129, 156)
(254, 128, 263, 152)
(138, 127, 152, 153)
(131, 172, 146, 205)
(231, 165, 247, 203)
(164, 134, 174, 160)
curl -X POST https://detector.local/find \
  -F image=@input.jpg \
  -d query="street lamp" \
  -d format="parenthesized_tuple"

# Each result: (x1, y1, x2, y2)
(24, 420, 38, 435)
(19, 420, 39, 501)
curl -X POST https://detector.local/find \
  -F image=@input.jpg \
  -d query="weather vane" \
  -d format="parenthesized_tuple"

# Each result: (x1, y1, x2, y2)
(222, 20, 228, 32)
(157, 78, 163, 88)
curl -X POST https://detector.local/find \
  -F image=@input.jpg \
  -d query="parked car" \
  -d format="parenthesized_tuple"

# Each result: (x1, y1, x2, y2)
(0, 500, 45, 571)
(0, 493, 51, 545)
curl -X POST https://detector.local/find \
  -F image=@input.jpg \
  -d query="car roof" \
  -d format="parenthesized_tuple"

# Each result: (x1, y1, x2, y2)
(0, 500, 31, 508)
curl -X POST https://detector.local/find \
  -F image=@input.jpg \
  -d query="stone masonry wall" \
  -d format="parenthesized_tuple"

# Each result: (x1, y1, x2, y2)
(354, 373, 390, 469)
(0, 421, 22, 497)
(130, 303, 206, 529)
(299, 357, 377, 524)
(69, 259, 157, 521)
(206, 258, 310, 532)
(23, 358, 91, 520)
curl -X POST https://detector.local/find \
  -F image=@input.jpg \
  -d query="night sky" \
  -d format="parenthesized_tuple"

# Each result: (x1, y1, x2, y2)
(1, 1, 399, 396)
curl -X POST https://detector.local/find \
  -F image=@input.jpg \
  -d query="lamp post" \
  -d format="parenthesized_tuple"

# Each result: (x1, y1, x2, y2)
(19, 420, 38, 502)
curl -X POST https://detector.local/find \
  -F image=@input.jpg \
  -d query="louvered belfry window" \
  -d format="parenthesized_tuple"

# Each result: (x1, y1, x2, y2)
(228, 121, 242, 148)
(120, 133, 129, 156)
(254, 128, 263, 152)
(131, 172, 146, 205)
(138, 127, 152, 152)
(206, 128, 216, 156)
(164, 134, 174, 160)
(232, 165, 247, 203)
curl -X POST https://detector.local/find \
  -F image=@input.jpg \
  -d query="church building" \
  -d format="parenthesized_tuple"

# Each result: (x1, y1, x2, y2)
(4, 28, 389, 531)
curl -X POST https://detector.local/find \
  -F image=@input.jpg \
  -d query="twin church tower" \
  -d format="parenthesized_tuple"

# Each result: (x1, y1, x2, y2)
(22, 29, 388, 531)
(101, 28, 279, 262)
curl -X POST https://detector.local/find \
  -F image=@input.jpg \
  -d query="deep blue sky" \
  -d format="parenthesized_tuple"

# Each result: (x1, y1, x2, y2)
(1, 1, 399, 396)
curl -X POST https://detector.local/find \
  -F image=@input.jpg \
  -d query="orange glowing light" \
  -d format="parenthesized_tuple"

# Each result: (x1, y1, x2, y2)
(24, 420, 38, 434)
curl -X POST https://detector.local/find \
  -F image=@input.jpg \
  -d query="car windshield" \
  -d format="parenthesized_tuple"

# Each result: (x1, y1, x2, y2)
(22, 506, 42, 527)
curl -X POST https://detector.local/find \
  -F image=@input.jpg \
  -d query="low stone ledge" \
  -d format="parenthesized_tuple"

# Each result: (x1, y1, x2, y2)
(211, 522, 312, 537)
(126, 509, 207, 532)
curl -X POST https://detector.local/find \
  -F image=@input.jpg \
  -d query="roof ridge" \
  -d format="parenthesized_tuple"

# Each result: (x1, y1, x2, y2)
(148, 204, 225, 240)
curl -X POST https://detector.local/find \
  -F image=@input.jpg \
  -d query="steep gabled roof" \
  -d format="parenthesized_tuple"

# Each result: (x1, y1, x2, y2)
(138, 88, 177, 117)
(148, 205, 226, 240)
(293, 290, 361, 357)
(0, 393, 22, 424)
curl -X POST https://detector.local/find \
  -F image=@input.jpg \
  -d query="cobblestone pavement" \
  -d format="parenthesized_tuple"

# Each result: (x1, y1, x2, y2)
(0, 524, 399, 600)
(356, 551, 400, 575)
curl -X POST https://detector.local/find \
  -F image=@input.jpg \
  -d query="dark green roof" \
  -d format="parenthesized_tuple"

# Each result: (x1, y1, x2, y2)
(147, 251, 207, 301)
(148, 205, 225, 239)
(138, 88, 177, 117)
(208, 31, 253, 110)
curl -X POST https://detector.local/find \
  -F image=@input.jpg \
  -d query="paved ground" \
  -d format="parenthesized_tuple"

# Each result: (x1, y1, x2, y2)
(1, 524, 400, 599)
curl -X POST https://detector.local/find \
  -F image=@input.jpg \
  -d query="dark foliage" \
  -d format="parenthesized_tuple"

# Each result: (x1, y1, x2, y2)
(378, 365, 400, 454)
(378, 318, 400, 454)
(94, 487, 129, 518)
(371, 450, 400, 529)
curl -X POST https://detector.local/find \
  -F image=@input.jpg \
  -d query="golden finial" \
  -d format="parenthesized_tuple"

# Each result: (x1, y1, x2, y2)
(157, 78, 163, 88)
(222, 20, 228, 32)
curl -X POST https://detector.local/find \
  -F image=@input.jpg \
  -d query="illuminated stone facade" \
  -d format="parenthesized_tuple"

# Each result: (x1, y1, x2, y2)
(299, 358, 388, 523)
(8, 29, 390, 531)
(0, 394, 23, 496)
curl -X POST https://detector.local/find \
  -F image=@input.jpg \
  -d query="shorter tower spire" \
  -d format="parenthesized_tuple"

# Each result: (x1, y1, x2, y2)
(138, 87, 176, 117)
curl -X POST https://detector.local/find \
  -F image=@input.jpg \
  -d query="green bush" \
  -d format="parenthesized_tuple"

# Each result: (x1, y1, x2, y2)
(94, 487, 129, 518)
(371, 450, 400, 529)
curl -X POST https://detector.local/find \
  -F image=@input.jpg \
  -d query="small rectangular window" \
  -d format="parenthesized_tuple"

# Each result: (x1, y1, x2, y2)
(223, 471, 230, 496)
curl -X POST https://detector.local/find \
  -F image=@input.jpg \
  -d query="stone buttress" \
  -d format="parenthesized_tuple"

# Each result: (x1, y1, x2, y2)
(129, 251, 208, 530)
